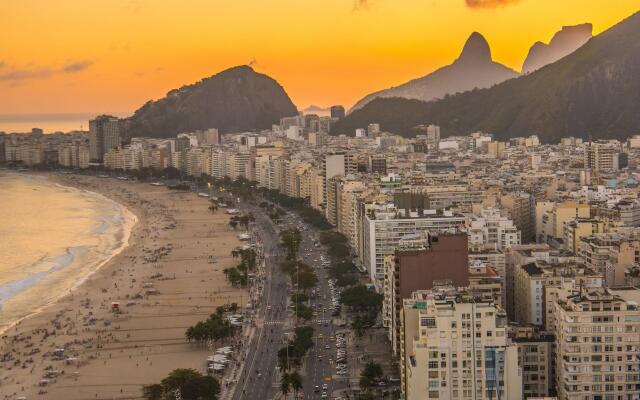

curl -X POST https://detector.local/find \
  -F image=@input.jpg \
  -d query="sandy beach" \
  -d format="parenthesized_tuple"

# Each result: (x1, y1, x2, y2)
(0, 175, 247, 399)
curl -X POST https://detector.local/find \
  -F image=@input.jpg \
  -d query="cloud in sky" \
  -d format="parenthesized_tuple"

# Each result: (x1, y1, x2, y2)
(0, 60, 93, 82)
(465, 0, 520, 9)
(353, 0, 371, 11)
(0, 67, 52, 81)
(63, 60, 93, 73)
(354, 0, 519, 11)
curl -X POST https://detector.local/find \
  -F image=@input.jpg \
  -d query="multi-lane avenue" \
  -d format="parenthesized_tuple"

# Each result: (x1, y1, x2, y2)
(230, 202, 352, 400)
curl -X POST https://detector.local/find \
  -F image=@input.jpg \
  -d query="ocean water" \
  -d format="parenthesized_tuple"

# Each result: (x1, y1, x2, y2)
(0, 113, 128, 134)
(0, 173, 134, 333)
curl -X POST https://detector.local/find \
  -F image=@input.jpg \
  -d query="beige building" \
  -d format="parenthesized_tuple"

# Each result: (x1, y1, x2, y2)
(584, 141, 619, 172)
(579, 232, 640, 287)
(336, 179, 366, 250)
(469, 244, 507, 307)
(511, 326, 554, 400)
(538, 201, 591, 245)
(486, 141, 506, 159)
(501, 192, 536, 243)
(563, 218, 606, 254)
(401, 288, 522, 400)
(513, 260, 602, 328)
(553, 287, 640, 400)
(469, 262, 503, 309)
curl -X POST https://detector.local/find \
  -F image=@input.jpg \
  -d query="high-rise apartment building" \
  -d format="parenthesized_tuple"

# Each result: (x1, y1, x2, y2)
(330, 105, 345, 120)
(89, 115, 123, 162)
(383, 232, 469, 354)
(468, 207, 522, 251)
(362, 204, 466, 282)
(501, 192, 536, 243)
(553, 287, 640, 400)
(369, 155, 387, 174)
(511, 326, 554, 399)
(321, 152, 356, 214)
(515, 259, 603, 329)
(584, 141, 619, 172)
(401, 288, 522, 400)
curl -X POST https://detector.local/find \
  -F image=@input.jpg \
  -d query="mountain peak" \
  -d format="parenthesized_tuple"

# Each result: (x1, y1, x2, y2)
(457, 32, 492, 63)
(348, 31, 517, 112)
(522, 23, 593, 73)
(126, 65, 297, 138)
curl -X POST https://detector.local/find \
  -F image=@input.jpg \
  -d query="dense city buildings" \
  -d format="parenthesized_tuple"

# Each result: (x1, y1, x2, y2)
(5, 117, 640, 400)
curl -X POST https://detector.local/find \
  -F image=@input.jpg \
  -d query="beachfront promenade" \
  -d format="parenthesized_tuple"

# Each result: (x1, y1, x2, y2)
(0, 175, 247, 399)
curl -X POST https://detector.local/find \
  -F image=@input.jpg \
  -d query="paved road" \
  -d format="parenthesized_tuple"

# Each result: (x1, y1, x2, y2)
(232, 209, 289, 400)
(229, 203, 352, 400)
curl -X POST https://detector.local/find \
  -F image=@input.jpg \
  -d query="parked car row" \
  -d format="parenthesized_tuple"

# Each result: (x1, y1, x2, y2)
(327, 279, 341, 317)
(334, 332, 348, 375)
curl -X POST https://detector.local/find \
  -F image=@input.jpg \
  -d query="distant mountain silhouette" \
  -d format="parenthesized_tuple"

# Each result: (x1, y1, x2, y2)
(126, 66, 298, 138)
(522, 23, 592, 73)
(349, 32, 518, 112)
(303, 105, 329, 113)
(332, 12, 640, 143)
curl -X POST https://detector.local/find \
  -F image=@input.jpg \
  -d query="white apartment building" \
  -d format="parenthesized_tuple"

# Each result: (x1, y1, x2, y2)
(468, 207, 522, 251)
(401, 289, 522, 400)
(362, 204, 466, 283)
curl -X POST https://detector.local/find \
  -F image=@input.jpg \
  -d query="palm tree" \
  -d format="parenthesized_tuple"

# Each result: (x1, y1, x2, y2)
(142, 384, 163, 400)
(208, 197, 218, 213)
(280, 373, 291, 399)
(280, 228, 302, 260)
(289, 370, 302, 399)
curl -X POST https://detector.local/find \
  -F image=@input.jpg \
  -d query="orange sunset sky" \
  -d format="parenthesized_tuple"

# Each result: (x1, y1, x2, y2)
(1, 0, 638, 116)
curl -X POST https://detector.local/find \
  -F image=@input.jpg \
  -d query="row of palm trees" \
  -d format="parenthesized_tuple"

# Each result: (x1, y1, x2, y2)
(185, 311, 238, 346)
(279, 228, 302, 260)
(280, 370, 303, 399)
(229, 213, 255, 230)
(277, 228, 317, 398)
(224, 247, 258, 288)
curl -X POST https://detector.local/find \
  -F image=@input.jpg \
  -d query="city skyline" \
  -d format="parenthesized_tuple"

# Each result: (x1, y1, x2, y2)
(2, 0, 639, 116)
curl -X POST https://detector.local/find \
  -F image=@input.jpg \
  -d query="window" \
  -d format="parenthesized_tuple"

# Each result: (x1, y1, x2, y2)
(421, 317, 436, 328)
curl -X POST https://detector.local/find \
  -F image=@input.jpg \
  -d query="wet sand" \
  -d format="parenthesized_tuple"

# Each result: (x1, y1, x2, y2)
(0, 175, 246, 399)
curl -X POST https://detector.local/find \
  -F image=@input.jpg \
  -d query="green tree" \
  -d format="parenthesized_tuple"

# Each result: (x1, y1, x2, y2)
(154, 368, 220, 400)
(359, 362, 384, 392)
(289, 370, 303, 398)
(280, 372, 291, 398)
(280, 228, 302, 260)
(341, 285, 383, 311)
(142, 384, 163, 400)
(295, 304, 313, 321)
(295, 269, 318, 293)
